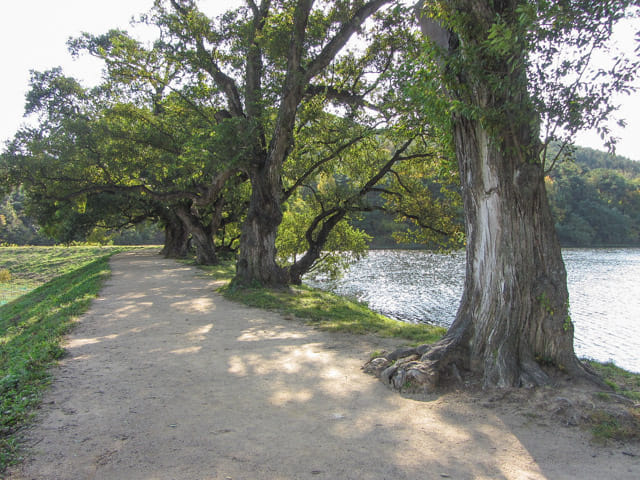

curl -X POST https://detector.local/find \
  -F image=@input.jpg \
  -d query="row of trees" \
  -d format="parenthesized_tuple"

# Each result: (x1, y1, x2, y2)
(4, 144, 639, 249)
(2, 0, 639, 391)
(5, 143, 639, 248)
(2, 0, 461, 282)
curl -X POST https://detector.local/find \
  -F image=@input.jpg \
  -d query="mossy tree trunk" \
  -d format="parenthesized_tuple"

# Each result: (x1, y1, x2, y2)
(374, 0, 596, 390)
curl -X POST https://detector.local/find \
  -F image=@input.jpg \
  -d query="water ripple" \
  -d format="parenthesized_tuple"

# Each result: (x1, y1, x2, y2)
(306, 249, 640, 373)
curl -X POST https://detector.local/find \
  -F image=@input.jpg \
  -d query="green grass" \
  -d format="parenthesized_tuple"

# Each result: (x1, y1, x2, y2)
(587, 360, 640, 403)
(0, 246, 137, 305)
(588, 409, 640, 443)
(217, 281, 445, 344)
(584, 361, 640, 442)
(184, 257, 236, 283)
(0, 248, 128, 472)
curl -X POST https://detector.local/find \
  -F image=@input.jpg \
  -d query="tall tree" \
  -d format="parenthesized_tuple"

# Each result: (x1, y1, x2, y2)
(155, 0, 404, 286)
(372, 0, 640, 389)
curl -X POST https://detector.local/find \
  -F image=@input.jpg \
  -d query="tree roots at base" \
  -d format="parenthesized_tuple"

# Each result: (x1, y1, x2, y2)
(363, 341, 605, 393)
(363, 342, 462, 393)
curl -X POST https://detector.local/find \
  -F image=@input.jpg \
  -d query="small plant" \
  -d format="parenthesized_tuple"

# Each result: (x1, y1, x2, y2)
(563, 299, 573, 332)
(402, 379, 417, 391)
(535, 354, 555, 367)
(0, 269, 10, 283)
(589, 410, 640, 443)
(538, 292, 554, 315)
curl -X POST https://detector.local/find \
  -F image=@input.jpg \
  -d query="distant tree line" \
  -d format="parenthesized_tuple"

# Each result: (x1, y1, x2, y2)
(547, 147, 640, 247)
(353, 146, 640, 249)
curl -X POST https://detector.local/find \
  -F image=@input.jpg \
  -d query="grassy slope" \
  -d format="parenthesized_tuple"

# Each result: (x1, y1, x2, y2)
(0, 246, 133, 304)
(586, 361, 640, 442)
(0, 247, 132, 470)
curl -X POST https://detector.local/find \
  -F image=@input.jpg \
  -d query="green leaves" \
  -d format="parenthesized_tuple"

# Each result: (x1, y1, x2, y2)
(415, 0, 640, 163)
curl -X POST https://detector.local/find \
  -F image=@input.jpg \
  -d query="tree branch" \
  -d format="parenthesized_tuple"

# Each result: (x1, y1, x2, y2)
(304, 84, 381, 111)
(194, 37, 245, 117)
(169, 1, 244, 117)
(304, 0, 393, 81)
(283, 131, 370, 201)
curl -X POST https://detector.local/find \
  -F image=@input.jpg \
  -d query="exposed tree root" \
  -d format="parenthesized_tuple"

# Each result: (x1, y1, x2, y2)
(364, 339, 607, 394)
(363, 338, 469, 393)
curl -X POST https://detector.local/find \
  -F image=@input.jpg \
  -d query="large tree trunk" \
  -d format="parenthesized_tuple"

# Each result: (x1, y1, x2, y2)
(190, 227, 217, 266)
(370, 114, 590, 390)
(160, 212, 190, 259)
(174, 203, 218, 266)
(367, 0, 596, 391)
(235, 164, 288, 286)
(448, 114, 583, 387)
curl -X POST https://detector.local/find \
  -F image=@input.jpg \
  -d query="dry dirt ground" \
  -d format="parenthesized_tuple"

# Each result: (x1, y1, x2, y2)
(7, 251, 640, 479)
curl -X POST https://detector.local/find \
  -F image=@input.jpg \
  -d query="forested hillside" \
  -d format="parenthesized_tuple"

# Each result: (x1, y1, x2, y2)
(546, 147, 640, 246)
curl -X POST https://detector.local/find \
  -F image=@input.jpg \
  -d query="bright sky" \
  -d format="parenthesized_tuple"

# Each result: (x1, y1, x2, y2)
(1, 1, 639, 160)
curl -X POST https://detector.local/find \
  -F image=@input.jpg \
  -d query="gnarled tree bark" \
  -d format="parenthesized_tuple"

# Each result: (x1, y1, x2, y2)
(235, 162, 289, 286)
(174, 202, 218, 266)
(368, 0, 596, 391)
(159, 211, 190, 259)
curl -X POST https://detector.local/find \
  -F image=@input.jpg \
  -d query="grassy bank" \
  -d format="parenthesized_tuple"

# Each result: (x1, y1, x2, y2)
(222, 283, 446, 343)
(197, 259, 446, 344)
(0, 246, 136, 305)
(586, 361, 640, 442)
(0, 247, 131, 471)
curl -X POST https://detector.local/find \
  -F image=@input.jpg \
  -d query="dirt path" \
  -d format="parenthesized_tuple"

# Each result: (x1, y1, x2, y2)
(7, 252, 639, 479)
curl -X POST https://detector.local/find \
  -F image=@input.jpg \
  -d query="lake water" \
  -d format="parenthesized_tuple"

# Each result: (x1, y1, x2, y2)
(305, 249, 640, 373)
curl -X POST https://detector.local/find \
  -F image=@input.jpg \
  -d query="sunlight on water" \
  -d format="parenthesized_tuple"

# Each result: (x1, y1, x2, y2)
(306, 249, 640, 373)
(563, 249, 640, 373)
